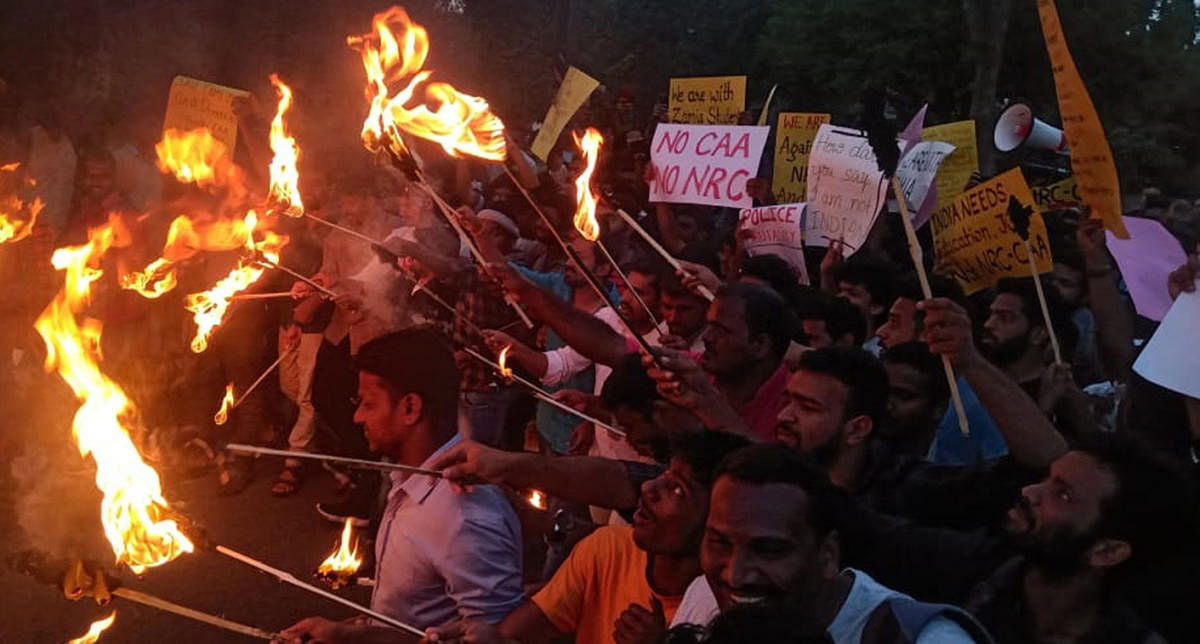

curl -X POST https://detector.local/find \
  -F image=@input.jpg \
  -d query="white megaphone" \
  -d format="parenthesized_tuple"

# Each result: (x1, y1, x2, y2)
(994, 103, 1069, 154)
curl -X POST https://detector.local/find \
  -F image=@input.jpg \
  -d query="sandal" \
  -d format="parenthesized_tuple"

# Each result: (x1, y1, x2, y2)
(271, 465, 303, 497)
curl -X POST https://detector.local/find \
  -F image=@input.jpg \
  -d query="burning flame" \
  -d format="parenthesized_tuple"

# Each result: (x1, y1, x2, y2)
(34, 223, 194, 574)
(267, 74, 304, 215)
(184, 210, 286, 353)
(213, 383, 235, 425)
(0, 162, 44, 244)
(318, 518, 363, 580)
(67, 612, 116, 644)
(121, 208, 262, 299)
(348, 6, 507, 161)
(526, 489, 547, 510)
(571, 128, 604, 241)
(498, 345, 514, 379)
(155, 128, 228, 186)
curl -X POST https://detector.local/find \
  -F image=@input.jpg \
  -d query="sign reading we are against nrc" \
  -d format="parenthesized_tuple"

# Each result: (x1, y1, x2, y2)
(649, 124, 769, 208)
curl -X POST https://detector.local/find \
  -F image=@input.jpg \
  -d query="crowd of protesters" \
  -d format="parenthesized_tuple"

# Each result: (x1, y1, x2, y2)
(1, 74, 1199, 644)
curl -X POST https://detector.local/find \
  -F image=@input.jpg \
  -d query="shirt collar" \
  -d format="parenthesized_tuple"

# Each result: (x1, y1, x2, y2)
(390, 434, 461, 502)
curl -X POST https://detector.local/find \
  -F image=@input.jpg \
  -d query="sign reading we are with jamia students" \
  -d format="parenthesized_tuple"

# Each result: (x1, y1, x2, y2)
(648, 123, 769, 209)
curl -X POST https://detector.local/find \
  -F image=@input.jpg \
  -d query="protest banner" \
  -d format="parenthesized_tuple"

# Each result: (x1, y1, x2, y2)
(162, 75, 250, 154)
(931, 167, 1053, 294)
(668, 76, 747, 125)
(803, 124, 890, 253)
(1105, 217, 1188, 322)
(1031, 175, 1080, 211)
(922, 120, 978, 216)
(738, 203, 809, 284)
(1037, 0, 1128, 238)
(530, 66, 600, 161)
(648, 124, 769, 209)
(772, 112, 830, 205)
(895, 140, 955, 227)
(1133, 290, 1200, 398)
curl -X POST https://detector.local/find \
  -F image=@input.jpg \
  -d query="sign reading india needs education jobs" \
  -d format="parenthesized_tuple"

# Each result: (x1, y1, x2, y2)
(668, 76, 747, 125)
(772, 112, 831, 205)
(162, 76, 250, 154)
(648, 124, 769, 209)
(931, 167, 1054, 294)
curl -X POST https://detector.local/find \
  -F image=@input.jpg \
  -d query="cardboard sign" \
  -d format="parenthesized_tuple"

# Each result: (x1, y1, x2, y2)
(1031, 176, 1080, 211)
(648, 124, 770, 208)
(162, 76, 249, 154)
(1106, 217, 1188, 322)
(772, 112, 831, 205)
(1037, 0, 1128, 238)
(738, 203, 809, 284)
(1133, 289, 1200, 397)
(931, 167, 1054, 294)
(922, 120, 978, 215)
(530, 66, 600, 161)
(896, 141, 955, 227)
(668, 76, 747, 125)
(803, 124, 890, 253)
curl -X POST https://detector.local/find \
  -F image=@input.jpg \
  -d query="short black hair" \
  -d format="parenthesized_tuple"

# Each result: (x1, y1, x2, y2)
(741, 254, 802, 300)
(600, 353, 660, 420)
(824, 294, 867, 346)
(832, 253, 894, 307)
(716, 443, 839, 540)
(795, 347, 888, 426)
(994, 276, 1078, 358)
(881, 341, 950, 403)
(354, 329, 460, 426)
(717, 281, 792, 360)
(891, 273, 966, 307)
(624, 256, 671, 295)
(670, 431, 752, 492)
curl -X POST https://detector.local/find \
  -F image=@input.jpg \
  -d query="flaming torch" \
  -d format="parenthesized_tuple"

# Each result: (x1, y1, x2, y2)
(316, 519, 363, 589)
(526, 489, 548, 511)
(213, 384, 235, 425)
(67, 612, 116, 644)
(497, 345, 514, 380)
(34, 222, 194, 574)
(0, 162, 43, 244)
(267, 74, 304, 215)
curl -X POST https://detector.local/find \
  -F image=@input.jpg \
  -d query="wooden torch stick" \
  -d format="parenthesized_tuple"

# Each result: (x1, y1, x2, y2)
(1023, 239, 1063, 364)
(611, 206, 716, 301)
(234, 351, 288, 408)
(257, 259, 337, 299)
(225, 443, 442, 477)
(889, 175, 971, 436)
(111, 588, 276, 640)
(596, 238, 660, 328)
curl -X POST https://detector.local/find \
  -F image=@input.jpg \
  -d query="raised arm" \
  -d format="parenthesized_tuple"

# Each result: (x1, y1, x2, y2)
(1077, 217, 1135, 380)
(921, 297, 1068, 468)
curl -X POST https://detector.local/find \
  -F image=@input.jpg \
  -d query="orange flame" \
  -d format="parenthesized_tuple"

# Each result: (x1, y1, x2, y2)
(526, 489, 547, 510)
(0, 162, 44, 244)
(267, 74, 304, 215)
(498, 345, 514, 379)
(121, 214, 260, 299)
(348, 6, 507, 161)
(184, 210, 286, 353)
(155, 128, 228, 186)
(67, 612, 116, 644)
(572, 128, 604, 241)
(34, 223, 194, 574)
(213, 383, 235, 425)
(317, 518, 363, 585)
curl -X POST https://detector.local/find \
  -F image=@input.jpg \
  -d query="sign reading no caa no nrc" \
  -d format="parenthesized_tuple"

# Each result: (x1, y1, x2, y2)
(648, 124, 769, 209)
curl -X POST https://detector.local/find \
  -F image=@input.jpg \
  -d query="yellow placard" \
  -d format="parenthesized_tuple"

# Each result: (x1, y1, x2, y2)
(1037, 0, 1127, 238)
(530, 66, 600, 161)
(771, 112, 830, 205)
(1031, 175, 1080, 211)
(922, 120, 978, 213)
(162, 76, 249, 155)
(669, 76, 747, 125)
(932, 167, 1054, 295)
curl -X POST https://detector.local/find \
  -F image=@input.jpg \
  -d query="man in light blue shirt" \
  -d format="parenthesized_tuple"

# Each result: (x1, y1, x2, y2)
(279, 329, 523, 643)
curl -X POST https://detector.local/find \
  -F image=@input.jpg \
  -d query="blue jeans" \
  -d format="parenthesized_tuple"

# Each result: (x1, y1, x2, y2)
(458, 388, 520, 446)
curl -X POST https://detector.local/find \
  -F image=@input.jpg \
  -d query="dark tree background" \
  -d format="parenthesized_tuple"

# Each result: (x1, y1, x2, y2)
(1, 0, 1196, 192)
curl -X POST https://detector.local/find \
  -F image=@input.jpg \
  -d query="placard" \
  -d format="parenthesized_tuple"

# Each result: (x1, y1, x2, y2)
(162, 76, 249, 155)
(1133, 290, 1200, 397)
(648, 124, 770, 208)
(668, 76, 747, 125)
(896, 140, 955, 226)
(1031, 176, 1081, 211)
(771, 112, 830, 205)
(738, 203, 809, 284)
(803, 124, 890, 253)
(931, 167, 1054, 294)
(922, 120, 978, 215)
(1106, 217, 1188, 322)
(530, 66, 600, 161)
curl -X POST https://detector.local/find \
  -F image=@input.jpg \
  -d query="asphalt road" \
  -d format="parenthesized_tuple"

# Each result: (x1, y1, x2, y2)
(2, 466, 369, 644)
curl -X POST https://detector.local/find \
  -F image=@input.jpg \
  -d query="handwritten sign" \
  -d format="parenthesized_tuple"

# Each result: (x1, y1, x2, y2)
(1037, 0, 1128, 238)
(803, 124, 890, 253)
(1031, 176, 1080, 211)
(896, 141, 955, 227)
(922, 120, 978, 216)
(738, 203, 809, 284)
(772, 112, 831, 205)
(530, 66, 600, 161)
(668, 76, 747, 125)
(648, 124, 769, 209)
(162, 76, 249, 154)
(932, 167, 1053, 294)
